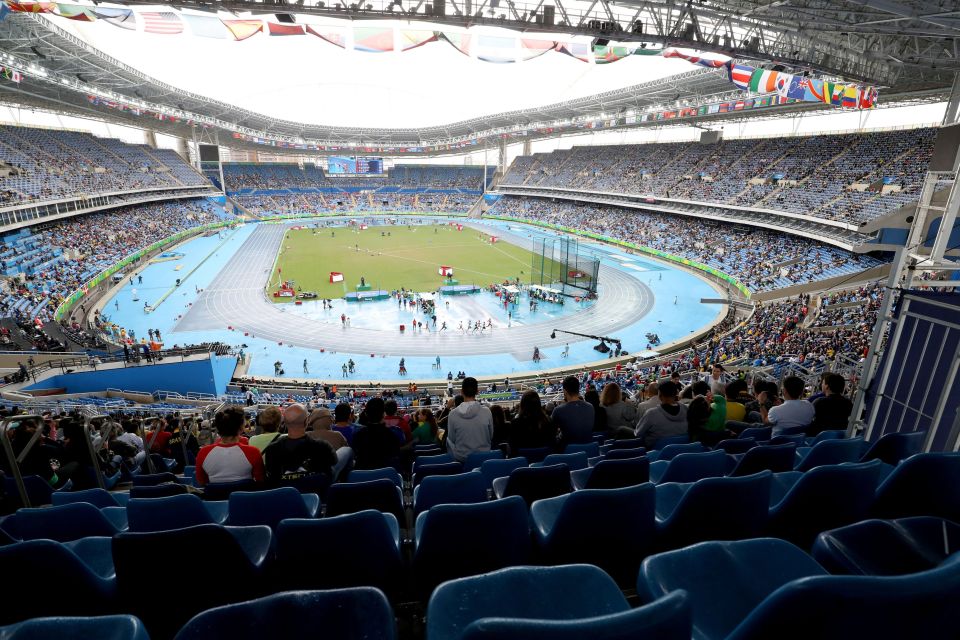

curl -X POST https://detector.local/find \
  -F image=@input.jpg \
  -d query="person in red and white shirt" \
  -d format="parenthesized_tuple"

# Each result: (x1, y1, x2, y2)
(195, 406, 264, 486)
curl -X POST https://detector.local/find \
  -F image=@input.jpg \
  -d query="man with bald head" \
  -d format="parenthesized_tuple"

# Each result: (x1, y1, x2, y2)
(263, 403, 337, 485)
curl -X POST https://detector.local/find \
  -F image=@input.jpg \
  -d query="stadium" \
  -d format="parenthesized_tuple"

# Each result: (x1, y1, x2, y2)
(0, 0, 959, 637)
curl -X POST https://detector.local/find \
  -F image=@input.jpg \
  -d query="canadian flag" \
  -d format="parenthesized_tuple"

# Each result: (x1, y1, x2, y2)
(438, 266, 453, 276)
(330, 272, 344, 283)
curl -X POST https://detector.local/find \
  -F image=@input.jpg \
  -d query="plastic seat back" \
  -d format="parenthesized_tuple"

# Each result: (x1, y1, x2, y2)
(652, 434, 689, 450)
(275, 511, 403, 595)
(131, 472, 177, 487)
(174, 587, 396, 640)
(656, 450, 729, 484)
(726, 554, 960, 640)
(414, 472, 489, 515)
(412, 453, 455, 474)
(464, 450, 504, 472)
(10, 503, 121, 542)
(228, 487, 315, 530)
(427, 564, 630, 640)
(714, 439, 757, 455)
(768, 434, 805, 446)
(127, 493, 216, 533)
(413, 461, 463, 487)
(563, 442, 600, 458)
(202, 480, 258, 501)
(770, 459, 883, 549)
(658, 471, 773, 550)
(0, 615, 148, 640)
(729, 443, 797, 477)
(861, 430, 927, 466)
(498, 464, 571, 506)
(807, 430, 846, 446)
(739, 427, 772, 441)
(129, 483, 188, 499)
(604, 447, 647, 460)
(346, 467, 403, 487)
(608, 437, 645, 450)
(516, 447, 551, 463)
(654, 442, 706, 462)
(539, 452, 589, 471)
(325, 478, 406, 524)
(872, 453, 960, 521)
(414, 495, 530, 598)
(478, 457, 527, 489)
(582, 457, 650, 490)
(533, 484, 656, 585)
(639, 538, 827, 640)
(0, 540, 117, 625)
(794, 437, 864, 472)
(51, 488, 123, 509)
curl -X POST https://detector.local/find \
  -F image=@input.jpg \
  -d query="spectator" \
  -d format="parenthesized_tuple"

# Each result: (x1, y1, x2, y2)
(762, 376, 815, 435)
(600, 382, 637, 438)
(352, 397, 400, 470)
(383, 400, 411, 442)
(705, 364, 728, 396)
(194, 407, 264, 486)
(332, 403, 359, 446)
(263, 404, 338, 483)
(809, 373, 854, 435)
(508, 390, 558, 453)
(408, 408, 440, 446)
(635, 382, 661, 420)
(165, 417, 199, 472)
(249, 406, 282, 452)
(446, 377, 494, 462)
(306, 407, 353, 479)
(551, 376, 595, 445)
(635, 381, 688, 448)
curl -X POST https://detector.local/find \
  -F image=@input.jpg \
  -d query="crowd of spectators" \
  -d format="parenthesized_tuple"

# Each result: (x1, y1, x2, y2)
(223, 163, 488, 193)
(488, 196, 884, 291)
(502, 127, 936, 224)
(0, 126, 209, 207)
(236, 192, 476, 216)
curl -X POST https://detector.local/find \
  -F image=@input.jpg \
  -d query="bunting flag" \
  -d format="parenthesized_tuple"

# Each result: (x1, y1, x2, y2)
(728, 63, 754, 90)
(553, 41, 591, 63)
(181, 12, 231, 39)
(353, 26, 393, 52)
(1, 66, 22, 83)
(222, 19, 263, 41)
(306, 25, 345, 48)
(0, 2, 9, 20)
(6, 1, 55, 13)
(519, 38, 556, 62)
(268, 22, 305, 36)
(91, 7, 134, 29)
(662, 47, 730, 68)
(748, 68, 787, 94)
(842, 85, 860, 109)
(475, 34, 516, 63)
(399, 30, 437, 52)
(141, 11, 183, 35)
(438, 32, 472, 58)
(54, 3, 95, 21)
(593, 45, 635, 64)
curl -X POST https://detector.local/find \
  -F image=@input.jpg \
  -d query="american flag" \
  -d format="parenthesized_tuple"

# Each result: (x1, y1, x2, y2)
(140, 11, 183, 35)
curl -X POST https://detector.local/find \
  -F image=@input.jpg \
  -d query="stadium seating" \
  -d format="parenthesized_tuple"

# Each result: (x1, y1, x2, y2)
(860, 429, 927, 465)
(728, 443, 796, 476)
(227, 487, 320, 530)
(413, 471, 489, 514)
(126, 494, 228, 532)
(324, 478, 406, 523)
(871, 452, 960, 521)
(491, 464, 572, 505)
(649, 450, 731, 484)
(569, 456, 650, 489)
(0, 616, 149, 640)
(1, 502, 124, 542)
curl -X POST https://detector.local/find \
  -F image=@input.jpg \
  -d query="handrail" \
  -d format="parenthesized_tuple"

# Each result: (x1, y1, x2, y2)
(0, 415, 43, 507)
(82, 414, 116, 491)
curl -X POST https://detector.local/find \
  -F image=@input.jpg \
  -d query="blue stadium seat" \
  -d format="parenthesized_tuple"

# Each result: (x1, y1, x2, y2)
(0, 539, 117, 625)
(0, 616, 148, 640)
(52, 487, 128, 509)
(655, 471, 772, 550)
(652, 434, 690, 450)
(174, 588, 396, 640)
(607, 437, 645, 450)
(228, 487, 320, 530)
(3, 475, 72, 508)
(516, 447, 551, 463)
(638, 538, 828, 640)
(570, 457, 649, 490)
(649, 450, 730, 484)
(531, 483, 656, 585)
(603, 446, 647, 460)
(492, 464, 571, 506)
(412, 454, 455, 474)
(726, 553, 960, 640)
(275, 511, 403, 596)
(477, 457, 527, 489)
(648, 442, 706, 462)
(714, 438, 757, 455)
(806, 430, 847, 446)
(202, 480, 258, 501)
(533, 452, 589, 471)
(413, 461, 464, 487)
(414, 472, 489, 515)
(113, 524, 272, 638)
(739, 427, 772, 441)
(563, 442, 600, 458)
(131, 472, 177, 486)
(463, 450, 504, 472)
(812, 516, 960, 576)
(129, 483, 188, 499)
(768, 434, 806, 446)
(324, 478, 406, 524)
(414, 496, 530, 598)
(426, 564, 631, 639)
(769, 459, 883, 549)
(127, 494, 228, 532)
(793, 437, 864, 472)
(728, 443, 797, 477)
(860, 430, 927, 466)
(2, 503, 123, 542)
(345, 467, 403, 487)
(871, 453, 960, 521)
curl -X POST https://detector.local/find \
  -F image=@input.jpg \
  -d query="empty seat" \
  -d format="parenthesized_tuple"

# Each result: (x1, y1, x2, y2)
(532, 483, 656, 585)
(324, 478, 406, 524)
(275, 511, 403, 596)
(127, 493, 227, 533)
(345, 467, 403, 487)
(52, 488, 128, 509)
(515, 447, 550, 463)
(131, 472, 177, 487)
(656, 471, 772, 550)
(714, 439, 757, 455)
(113, 524, 272, 638)
(860, 430, 927, 466)
(639, 538, 828, 640)
(872, 453, 960, 521)
(413, 461, 463, 487)
(739, 427, 772, 441)
(652, 434, 690, 450)
(3, 503, 123, 542)
(412, 454, 455, 474)
(793, 437, 864, 472)
(129, 483, 188, 499)
(563, 442, 600, 458)
(650, 450, 730, 484)
(570, 457, 649, 490)
(414, 472, 489, 515)
(806, 430, 846, 446)
(477, 457, 527, 489)
(492, 464, 572, 506)
(812, 516, 960, 576)
(648, 442, 706, 462)
(769, 459, 882, 549)
(228, 487, 320, 530)
(0, 539, 117, 624)
(174, 588, 396, 640)
(728, 443, 797, 477)
(202, 480, 258, 501)
(414, 496, 530, 598)
(603, 446, 647, 460)
(534, 452, 589, 471)
(0, 615, 148, 640)
(768, 434, 805, 446)
(607, 437, 645, 450)
(3, 474, 72, 508)
(463, 450, 504, 472)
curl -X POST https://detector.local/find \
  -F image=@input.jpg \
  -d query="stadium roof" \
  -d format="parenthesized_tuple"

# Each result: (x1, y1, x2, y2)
(0, 1, 955, 153)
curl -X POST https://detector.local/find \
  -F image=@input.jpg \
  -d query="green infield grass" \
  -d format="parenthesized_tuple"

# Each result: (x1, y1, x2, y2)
(268, 224, 571, 301)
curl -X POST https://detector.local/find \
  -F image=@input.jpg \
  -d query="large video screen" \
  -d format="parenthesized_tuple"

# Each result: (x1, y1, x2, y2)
(327, 156, 385, 175)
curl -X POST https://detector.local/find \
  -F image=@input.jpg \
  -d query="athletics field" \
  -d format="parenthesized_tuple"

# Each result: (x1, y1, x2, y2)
(268, 223, 569, 300)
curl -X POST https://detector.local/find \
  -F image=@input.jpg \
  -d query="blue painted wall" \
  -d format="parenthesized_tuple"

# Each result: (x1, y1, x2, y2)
(26, 355, 237, 396)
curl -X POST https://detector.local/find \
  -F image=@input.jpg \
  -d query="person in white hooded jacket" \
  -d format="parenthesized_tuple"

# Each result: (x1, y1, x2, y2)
(446, 376, 494, 462)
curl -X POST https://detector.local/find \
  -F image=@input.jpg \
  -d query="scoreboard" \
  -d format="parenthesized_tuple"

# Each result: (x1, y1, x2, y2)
(327, 156, 385, 176)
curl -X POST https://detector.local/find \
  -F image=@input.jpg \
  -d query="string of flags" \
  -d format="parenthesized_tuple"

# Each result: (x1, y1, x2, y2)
(1, 66, 22, 83)
(663, 47, 878, 110)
